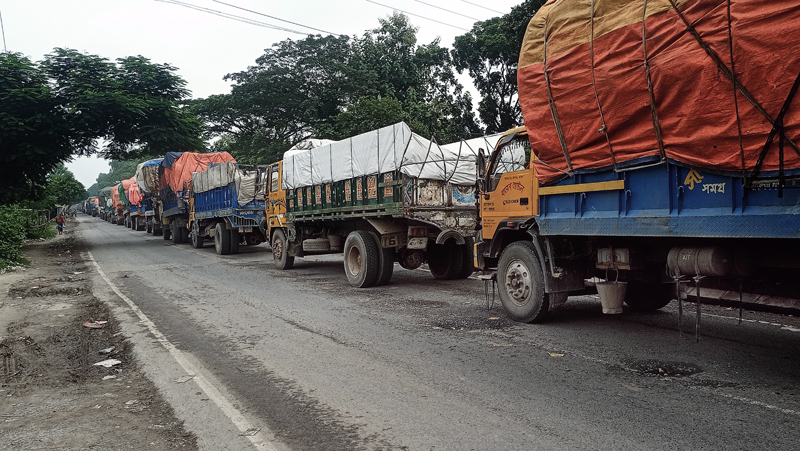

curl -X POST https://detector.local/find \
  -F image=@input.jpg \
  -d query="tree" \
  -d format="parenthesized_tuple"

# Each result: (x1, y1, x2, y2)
(45, 165, 86, 206)
(192, 12, 479, 163)
(324, 97, 406, 140)
(452, 0, 546, 133)
(0, 49, 205, 204)
(86, 160, 139, 196)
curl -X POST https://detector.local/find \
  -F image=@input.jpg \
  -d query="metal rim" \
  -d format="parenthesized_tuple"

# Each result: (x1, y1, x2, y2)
(345, 245, 362, 277)
(503, 258, 532, 307)
(272, 233, 284, 261)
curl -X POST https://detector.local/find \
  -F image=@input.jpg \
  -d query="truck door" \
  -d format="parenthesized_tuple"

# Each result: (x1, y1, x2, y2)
(266, 162, 287, 233)
(480, 129, 537, 240)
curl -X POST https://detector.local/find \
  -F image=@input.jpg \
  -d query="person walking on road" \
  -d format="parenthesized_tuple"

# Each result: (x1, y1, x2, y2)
(56, 214, 65, 235)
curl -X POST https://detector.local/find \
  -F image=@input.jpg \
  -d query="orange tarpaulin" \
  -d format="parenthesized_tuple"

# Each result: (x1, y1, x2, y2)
(518, 0, 800, 184)
(127, 178, 144, 207)
(160, 152, 236, 193)
(110, 183, 122, 210)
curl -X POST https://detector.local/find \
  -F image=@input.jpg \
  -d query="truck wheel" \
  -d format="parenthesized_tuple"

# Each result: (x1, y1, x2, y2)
(455, 238, 475, 279)
(163, 224, 171, 240)
(180, 225, 189, 243)
(272, 229, 294, 269)
(428, 242, 462, 280)
(229, 229, 240, 254)
(624, 282, 675, 312)
(497, 241, 549, 323)
(146, 221, 152, 234)
(344, 230, 380, 288)
(369, 231, 394, 286)
(191, 223, 204, 248)
(214, 223, 231, 255)
(171, 222, 182, 244)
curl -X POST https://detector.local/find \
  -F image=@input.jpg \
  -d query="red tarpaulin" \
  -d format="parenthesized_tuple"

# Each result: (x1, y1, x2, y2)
(518, 0, 800, 184)
(161, 152, 236, 193)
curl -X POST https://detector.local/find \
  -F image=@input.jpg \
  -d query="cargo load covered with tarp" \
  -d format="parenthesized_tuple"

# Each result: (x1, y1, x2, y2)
(111, 184, 122, 210)
(191, 161, 265, 207)
(118, 177, 136, 207)
(127, 178, 144, 207)
(135, 158, 163, 194)
(517, 0, 800, 185)
(282, 122, 501, 189)
(160, 152, 235, 194)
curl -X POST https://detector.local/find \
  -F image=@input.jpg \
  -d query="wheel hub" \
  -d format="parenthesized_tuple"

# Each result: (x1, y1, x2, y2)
(504, 260, 531, 305)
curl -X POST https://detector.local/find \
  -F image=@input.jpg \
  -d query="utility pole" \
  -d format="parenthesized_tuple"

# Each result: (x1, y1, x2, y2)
(0, 10, 7, 52)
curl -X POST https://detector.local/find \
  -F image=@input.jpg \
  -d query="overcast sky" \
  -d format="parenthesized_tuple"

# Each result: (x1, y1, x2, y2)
(2, 0, 522, 187)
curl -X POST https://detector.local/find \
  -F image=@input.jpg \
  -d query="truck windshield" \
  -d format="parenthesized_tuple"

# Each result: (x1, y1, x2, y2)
(487, 137, 531, 191)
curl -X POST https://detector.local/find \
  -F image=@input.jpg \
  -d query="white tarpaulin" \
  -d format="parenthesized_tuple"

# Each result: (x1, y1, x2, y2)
(191, 161, 236, 194)
(282, 122, 502, 189)
(135, 159, 163, 194)
(234, 167, 264, 206)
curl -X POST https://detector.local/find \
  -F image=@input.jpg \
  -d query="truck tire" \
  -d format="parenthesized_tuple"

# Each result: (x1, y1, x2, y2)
(172, 222, 182, 244)
(146, 220, 153, 234)
(138, 218, 146, 231)
(180, 225, 189, 243)
(163, 224, 171, 240)
(428, 241, 462, 280)
(343, 230, 380, 288)
(272, 229, 294, 269)
(191, 223, 204, 248)
(497, 241, 549, 323)
(624, 282, 675, 312)
(369, 231, 394, 286)
(455, 238, 475, 280)
(229, 229, 240, 254)
(214, 222, 231, 255)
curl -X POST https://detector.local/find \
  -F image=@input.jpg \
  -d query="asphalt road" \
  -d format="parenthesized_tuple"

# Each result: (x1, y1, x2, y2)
(75, 215, 800, 450)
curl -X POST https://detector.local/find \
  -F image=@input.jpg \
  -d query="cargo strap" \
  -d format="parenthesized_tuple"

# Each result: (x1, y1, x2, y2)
(590, 0, 620, 170)
(745, 70, 800, 194)
(641, 0, 667, 162)
(667, 0, 800, 157)
(542, 21, 574, 175)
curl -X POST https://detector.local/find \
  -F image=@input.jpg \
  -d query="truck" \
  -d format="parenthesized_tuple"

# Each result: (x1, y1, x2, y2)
(134, 158, 164, 235)
(157, 152, 236, 244)
(267, 122, 501, 288)
(84, 197, 99, 217)
(475, 0, 800, 322)
(188, 161, 269, 254)
(97, 186, 115, 222)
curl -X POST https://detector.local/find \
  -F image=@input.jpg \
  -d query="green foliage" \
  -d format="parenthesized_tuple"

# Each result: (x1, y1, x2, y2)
(0, 49, 205, 204)
(0, 205, 30, 268)
(45, 164, 86, 206)
(192, 12, 479, 163)
(452, 0, 546, 133)
(87, 160, 138, 196)
(323, 97, 406, 140)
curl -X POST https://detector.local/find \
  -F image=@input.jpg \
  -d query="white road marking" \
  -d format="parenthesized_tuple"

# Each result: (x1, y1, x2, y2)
(86, 251, 277, 451)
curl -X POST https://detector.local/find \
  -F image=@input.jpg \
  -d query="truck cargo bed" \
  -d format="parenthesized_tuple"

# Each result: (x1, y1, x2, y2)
(538, 163, 800, 239)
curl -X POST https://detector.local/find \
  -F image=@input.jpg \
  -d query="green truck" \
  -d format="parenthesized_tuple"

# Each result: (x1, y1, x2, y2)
(269, 122, 500, 288)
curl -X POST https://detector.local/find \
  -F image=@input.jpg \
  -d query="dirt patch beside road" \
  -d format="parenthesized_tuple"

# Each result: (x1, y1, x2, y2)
(0, 230, 196, 450)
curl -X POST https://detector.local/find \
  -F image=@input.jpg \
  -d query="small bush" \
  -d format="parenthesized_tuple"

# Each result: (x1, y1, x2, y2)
(0, 205, 29, 268)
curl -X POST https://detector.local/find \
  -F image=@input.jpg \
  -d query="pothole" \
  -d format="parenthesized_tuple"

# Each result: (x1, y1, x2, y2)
(432, 316, 512, 331)
(626, 359, 702, 377)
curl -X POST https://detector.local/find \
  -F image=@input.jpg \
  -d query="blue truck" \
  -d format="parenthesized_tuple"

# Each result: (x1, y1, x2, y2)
(476, 127, 800, 323)
(189, 161, 268, 255)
